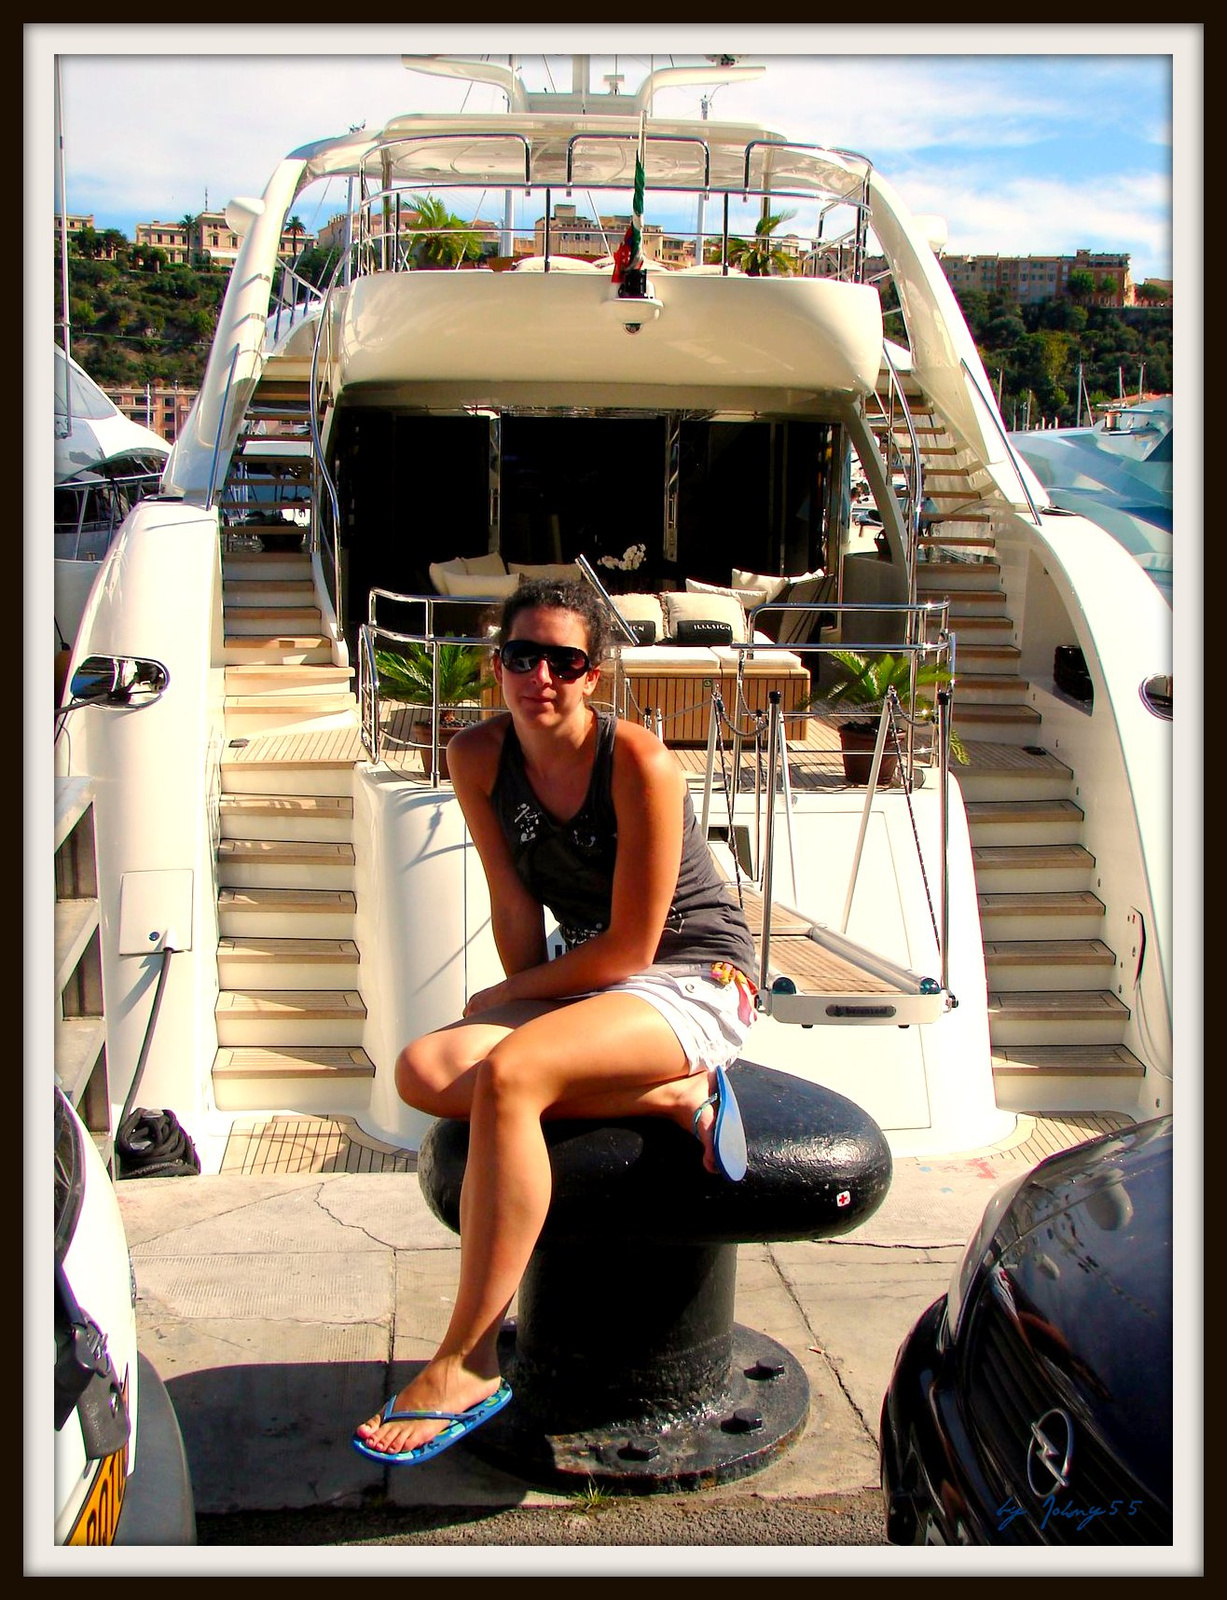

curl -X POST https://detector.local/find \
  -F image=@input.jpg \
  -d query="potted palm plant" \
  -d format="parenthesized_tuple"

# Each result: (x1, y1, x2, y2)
(809, 649, 969, 785)
(376, 643, 494, 778)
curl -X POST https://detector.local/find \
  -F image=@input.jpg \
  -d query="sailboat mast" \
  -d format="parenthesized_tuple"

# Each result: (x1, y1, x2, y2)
(55, 55, 72, 435)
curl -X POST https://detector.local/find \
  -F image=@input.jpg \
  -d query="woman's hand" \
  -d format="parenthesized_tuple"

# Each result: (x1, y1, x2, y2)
(463, 981, 513, 1017)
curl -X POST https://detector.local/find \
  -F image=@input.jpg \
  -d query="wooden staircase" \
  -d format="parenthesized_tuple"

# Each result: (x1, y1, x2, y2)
(878, 389, 1146, 1116)
(212, 391, 374, 1113)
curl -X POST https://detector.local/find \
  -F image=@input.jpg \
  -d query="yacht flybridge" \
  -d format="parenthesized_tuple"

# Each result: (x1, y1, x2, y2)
(54, 55, 1173, 1164)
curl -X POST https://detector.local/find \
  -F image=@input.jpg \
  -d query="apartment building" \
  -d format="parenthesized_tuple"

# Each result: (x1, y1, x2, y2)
(942, 249, 1136, 308)
(108, 380, 196, 446)
(132, 212, 315, 270)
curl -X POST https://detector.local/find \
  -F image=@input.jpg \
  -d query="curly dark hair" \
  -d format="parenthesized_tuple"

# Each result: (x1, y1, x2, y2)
(496, 578, 612, 662)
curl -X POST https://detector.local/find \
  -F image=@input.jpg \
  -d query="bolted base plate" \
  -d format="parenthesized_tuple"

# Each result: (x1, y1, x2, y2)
(465, 1323, 810, 1495)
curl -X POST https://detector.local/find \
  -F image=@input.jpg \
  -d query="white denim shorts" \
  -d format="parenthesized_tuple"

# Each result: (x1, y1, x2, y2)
(602, 962, 757, 1075)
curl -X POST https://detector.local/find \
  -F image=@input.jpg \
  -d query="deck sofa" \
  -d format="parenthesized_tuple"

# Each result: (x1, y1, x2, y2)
(427, 555, 826, 746)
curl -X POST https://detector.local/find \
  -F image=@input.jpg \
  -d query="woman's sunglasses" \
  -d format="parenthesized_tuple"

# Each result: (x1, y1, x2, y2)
(499, 640, 593, 682)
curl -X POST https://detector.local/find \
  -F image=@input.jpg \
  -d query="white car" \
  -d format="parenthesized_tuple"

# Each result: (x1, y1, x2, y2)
(53, 1088, 195, 1545)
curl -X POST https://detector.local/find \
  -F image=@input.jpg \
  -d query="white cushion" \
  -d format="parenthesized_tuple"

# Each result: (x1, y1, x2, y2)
(731, 568, 790, 605)
(666, 588, 750, 643)
(463, 550, 510, 578)
(428, 557, 469, 595)
(611, 592, 668, 633)
(775, 570, 830, 646)
(685, 577, 764, 607)
(445, 571, 521, 599)
(508, 562, 583, 582)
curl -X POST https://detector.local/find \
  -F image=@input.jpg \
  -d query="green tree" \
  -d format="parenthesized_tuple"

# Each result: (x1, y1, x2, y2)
(1136, 280, 1170, 304)
(406, 195, 482, 267)
(286, 214, 306, 258)
(727, 209, 798, 276)
(1066, 268, 1096, 303)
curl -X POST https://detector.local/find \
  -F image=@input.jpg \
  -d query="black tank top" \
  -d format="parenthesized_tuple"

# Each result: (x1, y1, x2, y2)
(491, 710, 756, 971)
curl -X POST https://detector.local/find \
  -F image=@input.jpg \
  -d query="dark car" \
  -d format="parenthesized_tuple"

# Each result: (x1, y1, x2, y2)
(880, 1116, 1172, 1545)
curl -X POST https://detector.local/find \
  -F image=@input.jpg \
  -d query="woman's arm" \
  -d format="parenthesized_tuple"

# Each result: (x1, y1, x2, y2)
(446, 720, 549, 980)
(467, 721, 685, 1012)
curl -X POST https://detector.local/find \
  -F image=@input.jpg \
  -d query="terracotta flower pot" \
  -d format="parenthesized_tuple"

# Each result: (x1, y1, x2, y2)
(409, 719, 464, 780)
(838, 722, 899, 787)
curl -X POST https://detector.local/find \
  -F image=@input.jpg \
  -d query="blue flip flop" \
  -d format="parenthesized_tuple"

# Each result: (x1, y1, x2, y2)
(693, 1063, 748, 1182)
(352, 1379, 512, 1465)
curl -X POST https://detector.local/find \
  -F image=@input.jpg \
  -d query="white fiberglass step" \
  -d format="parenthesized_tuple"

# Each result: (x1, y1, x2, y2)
(218, 886, 357, 939)
(219, 793, 354, 842)
(987, 988, 1129, 1047)
(215, 987, 367, 1047)
(217, 838, 356, 891)
(217, 936, 359, 990)
(211, 1045, 374, 1114)
(973, 843, 1095, 895)
(977, 890, 1106, 941)
(983, 938, 1117, 991)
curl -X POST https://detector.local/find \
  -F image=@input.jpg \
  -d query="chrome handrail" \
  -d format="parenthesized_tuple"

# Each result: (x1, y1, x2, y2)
(960, 356, 1044, 525)
(205, 344, 242, 509)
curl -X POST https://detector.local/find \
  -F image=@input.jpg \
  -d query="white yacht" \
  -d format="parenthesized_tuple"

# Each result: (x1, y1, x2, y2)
(54, 344, 169, 661)
(54, 54, 1172, 1167)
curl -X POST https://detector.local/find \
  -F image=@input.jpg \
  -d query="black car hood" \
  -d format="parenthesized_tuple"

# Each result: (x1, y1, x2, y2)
(988, 1118, 1173, 1506)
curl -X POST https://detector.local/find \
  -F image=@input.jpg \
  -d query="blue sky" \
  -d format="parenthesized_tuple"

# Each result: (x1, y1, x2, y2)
(31, 25, 1197, 288)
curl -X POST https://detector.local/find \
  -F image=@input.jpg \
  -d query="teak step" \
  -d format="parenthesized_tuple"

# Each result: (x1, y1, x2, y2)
(223, 550, 312, 578)
(223, 581, 318, 606)
(977, 889, 1106, 940)
(223, 607, 323, 635)
(222, 635, 334, 665)
(217, 936, 360, 991)
(218, 838, 356, 891)
(952, 703, 1043, 743)
(219, 793, 354, 842)
(972, 843, 1095, 893)
(215, 987, 367, 1047)
(224, 665, 354, 695)
(966, 798, 1084, 845)
(211, 1045, 375, 1114)
(991, 1043, 1145, 1078)
(956, 644, 1023, 670)
(218, 886, 357, 939)
(990, 1043, 1147, 1115)
(956, 744, 1072, 802)
(914, 561, 1001, 589)
(987, 988, 1129, 1049)
(983, 938, 1116, 991)
(935, 589, 1010, 611)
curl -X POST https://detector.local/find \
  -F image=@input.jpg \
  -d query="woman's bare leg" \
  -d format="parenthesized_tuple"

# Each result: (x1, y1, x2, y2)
(355, 992, 723, 1455)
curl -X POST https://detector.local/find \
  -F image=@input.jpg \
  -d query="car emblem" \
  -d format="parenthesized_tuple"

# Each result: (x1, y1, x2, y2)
(1027, 1408, 1074, 1498)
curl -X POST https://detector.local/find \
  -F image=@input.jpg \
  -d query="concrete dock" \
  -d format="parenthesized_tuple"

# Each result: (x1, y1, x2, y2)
(100, 1109, 1130, 1569)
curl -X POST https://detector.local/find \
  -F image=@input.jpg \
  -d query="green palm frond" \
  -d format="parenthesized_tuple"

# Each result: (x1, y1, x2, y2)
(809, 649, 969, 763)
(376, 643, 493, 705)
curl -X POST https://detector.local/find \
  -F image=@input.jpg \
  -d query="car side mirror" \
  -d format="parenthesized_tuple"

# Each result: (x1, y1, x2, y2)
(68, 655, 170, 708)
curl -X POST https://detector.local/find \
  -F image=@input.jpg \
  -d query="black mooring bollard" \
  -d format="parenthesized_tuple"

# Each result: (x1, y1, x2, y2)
(417, 1059, 892, 1493)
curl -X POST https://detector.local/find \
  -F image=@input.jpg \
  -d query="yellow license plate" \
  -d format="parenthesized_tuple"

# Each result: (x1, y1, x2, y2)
(66, 1373, 130, 1547)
